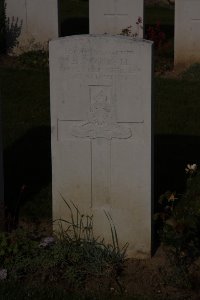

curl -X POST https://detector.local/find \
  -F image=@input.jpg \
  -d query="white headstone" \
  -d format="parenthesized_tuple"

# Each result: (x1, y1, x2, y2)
(6, 0, 60, 54)
(175, 0, 200, 69)
(50, 35, 152, 258)
(89, 0, 144, 37)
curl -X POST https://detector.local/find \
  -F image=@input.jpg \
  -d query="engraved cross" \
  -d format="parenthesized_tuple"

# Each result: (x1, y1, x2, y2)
(58, 64, 142, 208)
(70, 84, 132, 208)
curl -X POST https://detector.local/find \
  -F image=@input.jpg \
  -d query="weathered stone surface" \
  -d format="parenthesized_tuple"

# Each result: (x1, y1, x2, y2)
(89, 0, 144, 37)
(50, 35, 153, 258)
(175, 0, 200, 69)
(6, 0, 59, 54)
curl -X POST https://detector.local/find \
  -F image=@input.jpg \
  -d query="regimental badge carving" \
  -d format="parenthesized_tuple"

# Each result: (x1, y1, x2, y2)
(71, 88, 132, 140)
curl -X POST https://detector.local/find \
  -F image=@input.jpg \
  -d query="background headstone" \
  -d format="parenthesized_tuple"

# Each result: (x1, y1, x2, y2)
(50, 35, 152, 258)
(6, 0, 60, 54)
(175, 0, 200, 69)
(89, 0, 144, 37)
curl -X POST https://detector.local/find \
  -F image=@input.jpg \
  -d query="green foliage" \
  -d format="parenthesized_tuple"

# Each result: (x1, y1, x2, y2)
(154, 191, 178, 222)
(155, 77, 200, 135)
(0, 67, 50, 148)
(60, 0, 89, 22)
(0, 0, 6, 54)
(0, 201, 127, 293)
(157, 165, 200, 286)
(0, 282, 86, 300)
(121, 17, 143, 38)
(19, 185, 52, 221)
(0, 281, 157, 300)
(121, 19, 173, 74)
(5, 16, 22, 52)
(54, 198, 127, 289)
(180, 63, 200, 82)
(146, 22, 166, 49)
(145, 6, 174, 26)
(17, 50, 49, 69)
(0, 228, 40, 274)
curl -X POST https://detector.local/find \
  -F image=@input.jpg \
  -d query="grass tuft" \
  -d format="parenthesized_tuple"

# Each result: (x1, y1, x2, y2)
(180, 63, 200, 82)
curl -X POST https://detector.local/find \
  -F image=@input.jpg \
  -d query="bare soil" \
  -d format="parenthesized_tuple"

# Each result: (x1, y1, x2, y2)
(109, 247, 200, 300)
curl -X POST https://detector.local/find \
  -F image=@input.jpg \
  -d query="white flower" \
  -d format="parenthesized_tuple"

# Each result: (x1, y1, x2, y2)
(39, 236, 55, 248)
(0, 269, 7, 280)
(185, 164, 197, 174)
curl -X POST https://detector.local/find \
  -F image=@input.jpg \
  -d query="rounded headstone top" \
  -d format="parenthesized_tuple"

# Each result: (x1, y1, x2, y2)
(50, 34, 153, 46)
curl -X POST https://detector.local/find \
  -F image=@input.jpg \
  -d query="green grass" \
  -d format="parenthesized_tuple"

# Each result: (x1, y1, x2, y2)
(60, 0, 89, 22)
(0, 282, 159, 300)
(155, 77, 200, 136)
(0, 67, 50, 149)
(0, 66, 51, 220)
(145, 6, 174, 25)
(0, 202, 129, 300)
(0, 282, 86, 300)
(19, 185, 52, 220)
(0, 281, 163, 300)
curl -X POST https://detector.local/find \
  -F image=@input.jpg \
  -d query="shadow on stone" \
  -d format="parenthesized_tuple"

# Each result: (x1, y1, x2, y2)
(3, 126, 51, 226)
(3, 130, 199, 239)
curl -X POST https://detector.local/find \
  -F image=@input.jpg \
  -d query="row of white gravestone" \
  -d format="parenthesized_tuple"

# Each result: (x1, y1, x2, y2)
(6, 0, 200, 67)
(50, 0, 153, 258)
(5, 0, 60, 55)
(90, 0, 200, 68)
(90, 0, 200, 69)
(6, 0, 144, 55)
